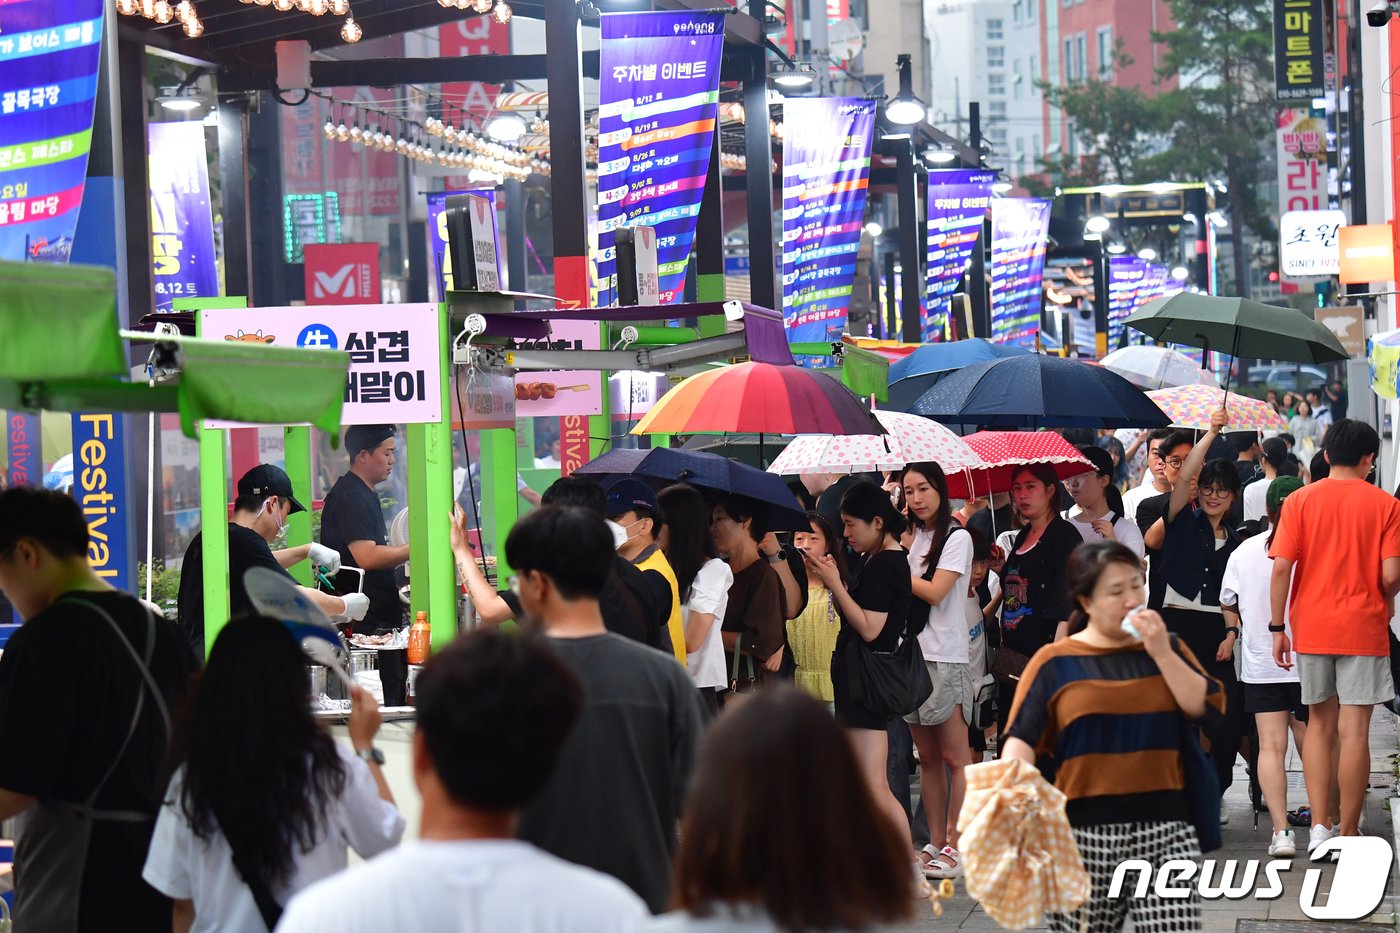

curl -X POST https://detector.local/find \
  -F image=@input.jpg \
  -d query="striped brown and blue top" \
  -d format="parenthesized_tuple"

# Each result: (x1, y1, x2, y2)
(1005, 637, 1225, 826)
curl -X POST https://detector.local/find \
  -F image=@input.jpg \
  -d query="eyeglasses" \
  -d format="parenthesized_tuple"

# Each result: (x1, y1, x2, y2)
(1164, 456, 1185, 469)
(1198, 486, 1231, 499)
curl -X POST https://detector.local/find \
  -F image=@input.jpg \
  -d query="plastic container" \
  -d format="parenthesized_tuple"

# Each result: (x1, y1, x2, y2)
(407, 611, 431, 665)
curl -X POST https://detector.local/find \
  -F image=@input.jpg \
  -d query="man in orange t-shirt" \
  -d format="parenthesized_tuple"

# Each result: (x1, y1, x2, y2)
(1269, 419, 1400, 852)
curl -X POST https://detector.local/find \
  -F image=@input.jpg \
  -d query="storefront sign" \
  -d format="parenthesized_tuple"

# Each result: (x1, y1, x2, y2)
(1317, 304, 1364, 358)
(1338, 223, 1393, 284)
(924, 169, 995, 343)
(74, 411, 130, 588)
(1279, 208, 1344, 278)
(149, 121, 218, 310)
(1370, 328, 1400, 399)
(781, 97, 876, 354)
(199, 304, 443, 424)
(989, 198, 1052, 348)
(595, 10, 725, 306)
(0, 0, 104, 263)
(7, 412, 37, 488)
(1108, 256, 1148, 348)
(1276, 109, 1326, 213)
(1273, 0, 1325, 101)
(304, 242, 379, 305)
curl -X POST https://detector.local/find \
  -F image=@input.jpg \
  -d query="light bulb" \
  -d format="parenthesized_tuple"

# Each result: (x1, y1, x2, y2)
(254, 0, 272, 5)
(491, 0, 511, 23)
(455, 0, 470, 8)
(473, 0, 492, 12)
(340, 13, 361, 42)
(176, 0, 194, 20)
(183, 15, 203, 36)
(323, 120, 335, 137)
(296, 0, 312, 10)
(350, 124, 362, 141)
(437, 0, 454, 6)
(140, 0, 156, 17)
(310, 0, 328, 14)
(330, 0, 348, 11)
(335, 122, 350, 140)
(117, 0, 137, 14)
(273, 0, 294, 11)
(153, 0, 174, 18)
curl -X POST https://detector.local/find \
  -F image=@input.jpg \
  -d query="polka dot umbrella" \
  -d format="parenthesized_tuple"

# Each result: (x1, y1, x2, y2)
(766, 411, 985, 475)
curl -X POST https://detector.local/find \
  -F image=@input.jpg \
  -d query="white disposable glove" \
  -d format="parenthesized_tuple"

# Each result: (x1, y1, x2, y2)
(341, 592, 370, 622)
(309, 542, 342, 574)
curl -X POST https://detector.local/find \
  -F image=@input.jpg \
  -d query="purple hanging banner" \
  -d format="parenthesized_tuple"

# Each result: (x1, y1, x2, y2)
(782, 97, 876, 355)
(7, 412, 38, 488)
(149, 121, 219, 311)
(1107, 255, 1148, 349)
(924, 168, 995, 342)
(596, 11, 725, 306)
(989, 198, 1052, 348)
(0, 0, 104, 263)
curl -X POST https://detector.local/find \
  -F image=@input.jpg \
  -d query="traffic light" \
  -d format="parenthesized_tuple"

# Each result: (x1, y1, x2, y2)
(1267, 270, 1280, 283)
(1314, 279, 1332, 308)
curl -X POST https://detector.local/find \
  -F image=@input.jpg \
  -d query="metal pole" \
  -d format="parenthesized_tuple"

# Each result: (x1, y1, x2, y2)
(896, 139, 921, 342)
(1092, 237, 1109, 358)
(884, 249, 898, 339)
(746, 0, 778, 309)
(968, 101, 990, 339)
(1347, 0, 1369, 301)
(504, 178, 527, 292)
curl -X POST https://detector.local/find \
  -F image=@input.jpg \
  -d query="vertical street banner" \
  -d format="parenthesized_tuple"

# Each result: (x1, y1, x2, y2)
(595, 11, 724, 307)
(924, 168, 995, 342)
(149, 121, 219, 311)
(0, 0, 105, 262)
(781, 97, 876, 354)
(1277, 109, 1327, 213)
(989, 198, 1052, 348)
(1107, 256, 1148, 348)
(7, 412, 38, 488)
(1273, 0, 1325, 101)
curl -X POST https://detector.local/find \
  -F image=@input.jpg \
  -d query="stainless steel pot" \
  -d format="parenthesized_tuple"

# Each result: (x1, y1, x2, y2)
(307, 665, 327, 697)
(349, 650, 377, 675)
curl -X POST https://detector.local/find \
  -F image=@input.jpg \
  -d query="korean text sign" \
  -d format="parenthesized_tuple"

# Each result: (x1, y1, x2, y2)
(989, 198, 1052, 349)
(781, 97, 876, 352)
(1273, 0, 1325, 101)
(1279, 209, 1344, 277)
(925, 169, 995, 342)
(596, 10, 725, 306)
(1108, 256, 1148, 348)
(1276, 109, 1326, 213)
(0, 0, 104, 263)
(199, 304, 443, 425)
(150, 121, 219, 310)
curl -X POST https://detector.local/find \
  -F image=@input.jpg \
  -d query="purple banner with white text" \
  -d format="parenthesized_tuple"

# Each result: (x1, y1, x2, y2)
(924, 169, 995, 342)
(1108, 256, 1148, 349)
(0, 0, 104, 263)
(149, 121, 219, 311)
(782, 97, 876, 358)
(989, 198, 1052, 348)
(596, 11, 724, 306)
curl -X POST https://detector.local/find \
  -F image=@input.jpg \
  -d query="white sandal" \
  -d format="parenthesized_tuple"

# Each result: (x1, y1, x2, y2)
(925, 845, 963, 879)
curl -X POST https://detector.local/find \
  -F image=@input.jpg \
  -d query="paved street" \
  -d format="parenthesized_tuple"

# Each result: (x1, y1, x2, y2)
(893, 711, 1400, 932)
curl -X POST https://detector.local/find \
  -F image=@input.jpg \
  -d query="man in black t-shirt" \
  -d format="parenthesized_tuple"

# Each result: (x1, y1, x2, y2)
(321, 425, 410, 634)
(0, 488, 196, 932)
(177, 464, 368, 658)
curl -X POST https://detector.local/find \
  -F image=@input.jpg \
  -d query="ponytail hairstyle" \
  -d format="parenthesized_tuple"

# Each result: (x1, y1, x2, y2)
(899, 461, 953, 572)
(1064, 540, 1143, 634)
(839, 480, 907, 544)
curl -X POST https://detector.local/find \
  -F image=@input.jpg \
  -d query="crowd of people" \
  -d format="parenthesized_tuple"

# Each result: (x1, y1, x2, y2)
(1, 371, 1398, 933)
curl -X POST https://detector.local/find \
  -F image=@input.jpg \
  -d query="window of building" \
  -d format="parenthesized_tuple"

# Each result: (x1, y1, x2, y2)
(989, 74, 1006, 95)
(1028, 0, 1035, 22)
(988, 101, 1007, 118)
(1012, 60, 1022, 99)
(987, 18, 1004, 40)
(988, 45, 1005, 69)
(988, 127, 1008, 147)
(1076, 33, 1087, 82)
(1030, 54, 1038, 80)
(1015, 138, 1027, 175)
(1096, 26, 1113, 77)
(1063, 38, 1075, 81)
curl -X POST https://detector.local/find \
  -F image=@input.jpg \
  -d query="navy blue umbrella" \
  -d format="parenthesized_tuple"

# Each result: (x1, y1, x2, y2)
(575, 447, 808, 530)
(887, 339, 1031, 411)
(910, 354, 1171, 430)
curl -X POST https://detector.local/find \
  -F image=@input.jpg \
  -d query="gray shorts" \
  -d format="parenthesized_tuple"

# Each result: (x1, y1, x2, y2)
(905, 660, 973, 727)
(1297, 653, 1393, 706)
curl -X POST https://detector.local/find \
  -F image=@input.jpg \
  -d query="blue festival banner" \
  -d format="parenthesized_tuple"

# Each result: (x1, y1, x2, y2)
(1107, 256, 1148, 349)
(989, 198, 1052, 348)
(0, 0, 104, 263)
(150, 121, 218, 311)
(782, 97, 876, 355)
(426, 189, 499, 300)
(596, 11, 725, 306)
(924, 169, 995, 342)
(72, 411, 130, 589)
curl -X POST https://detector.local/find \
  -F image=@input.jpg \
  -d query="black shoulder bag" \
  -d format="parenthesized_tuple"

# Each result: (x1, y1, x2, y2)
(845, 552, 936, 719)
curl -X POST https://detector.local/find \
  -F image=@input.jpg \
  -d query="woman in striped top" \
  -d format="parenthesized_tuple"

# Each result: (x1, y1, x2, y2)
(1003, 540, 1225, 933)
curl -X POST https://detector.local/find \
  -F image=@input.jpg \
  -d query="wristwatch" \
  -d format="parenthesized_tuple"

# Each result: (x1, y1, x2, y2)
(356, 746, 386, 766)
(765, 549, 787, 564)
(1223, 625, 1240, 638)
(1268, 623, 1287, 633)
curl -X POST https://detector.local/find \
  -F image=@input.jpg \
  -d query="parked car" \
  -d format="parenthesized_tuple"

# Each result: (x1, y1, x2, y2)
(1243, 364, 1329, 394)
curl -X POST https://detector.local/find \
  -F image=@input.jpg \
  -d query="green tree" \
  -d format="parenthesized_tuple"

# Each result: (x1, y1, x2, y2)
(1153, 0, 1276, 296)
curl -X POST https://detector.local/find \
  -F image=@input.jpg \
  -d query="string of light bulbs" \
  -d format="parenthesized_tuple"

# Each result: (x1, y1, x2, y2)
(116, 0, 363, 43)
(434, 0, 512, 24)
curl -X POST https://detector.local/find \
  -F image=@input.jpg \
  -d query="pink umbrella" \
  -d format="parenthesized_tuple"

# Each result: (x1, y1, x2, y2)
(946, 431, 1094, 500)
(766, 410, 984, 475)
(1146, 383, 1288, 433)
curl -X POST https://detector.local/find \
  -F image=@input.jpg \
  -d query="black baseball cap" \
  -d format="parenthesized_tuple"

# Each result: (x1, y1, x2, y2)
(345, 424, 396, 460)
(237, 464, 307, 514)
(604, 477, 659, 518)
(1076, 445, 1115, 479)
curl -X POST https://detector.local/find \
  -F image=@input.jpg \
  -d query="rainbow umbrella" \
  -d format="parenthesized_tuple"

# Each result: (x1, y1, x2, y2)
(631, 362, 884, 437)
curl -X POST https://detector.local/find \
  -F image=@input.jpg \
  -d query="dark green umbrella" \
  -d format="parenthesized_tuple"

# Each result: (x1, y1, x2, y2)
(1125, 293, 1348, 365)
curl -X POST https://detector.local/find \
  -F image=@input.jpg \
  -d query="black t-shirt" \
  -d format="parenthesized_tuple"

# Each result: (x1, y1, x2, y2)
(519, 633, 702, 913)
(835, 549, 913, 654)
(0, 590, 194, 932)
(968, 504, 1015, 545)
(999, 519, 1081, 658)
(1136, 492, 1170, 610)
(500, 555, 666, 648)
(176, 523, 295, 659)
(320, 472, 401, 634)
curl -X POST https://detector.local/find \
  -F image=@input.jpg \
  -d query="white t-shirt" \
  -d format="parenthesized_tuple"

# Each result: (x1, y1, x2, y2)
(684, 558, 732, 690)
(1242, 478, 1269, 524)
(278, 838, 649, 933)
(1121, 480, 1166, 527)
(907, 525, 973, 663)
(1062, 506, 1146, 558)
(142, 745, 405, 933)
(1220, 534, 1299, 684)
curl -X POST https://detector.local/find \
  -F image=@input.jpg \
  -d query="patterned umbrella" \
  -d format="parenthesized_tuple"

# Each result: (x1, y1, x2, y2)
(1100, 345, 1219, 391)
(766, 410, 985, 475)
(946, 431, 1094, 500)
(1145, 383, 1288, 433)
(631, 361, 884, 436)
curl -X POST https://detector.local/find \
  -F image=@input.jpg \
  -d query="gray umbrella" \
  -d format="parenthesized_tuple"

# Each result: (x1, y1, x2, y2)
(1125, 293, 1348, 365)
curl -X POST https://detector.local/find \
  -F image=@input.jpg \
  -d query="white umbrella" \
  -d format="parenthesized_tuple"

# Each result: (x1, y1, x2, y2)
(766, 410, 984, 475)
(1101, 345, 1218, 391)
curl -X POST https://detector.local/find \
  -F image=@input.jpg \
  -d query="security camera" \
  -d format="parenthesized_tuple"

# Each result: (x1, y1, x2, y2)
(1368, 1, 1399, 27)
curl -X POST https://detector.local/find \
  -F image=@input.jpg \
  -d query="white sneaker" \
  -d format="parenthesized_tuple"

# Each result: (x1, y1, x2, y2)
(1307, 823, 1336, 853)
(1268, 830, 1296, 857)
(1219, 801, 1230, 825)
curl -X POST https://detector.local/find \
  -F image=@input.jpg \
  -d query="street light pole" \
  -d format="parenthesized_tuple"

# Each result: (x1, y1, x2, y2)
(896, 137, 922, 342)
(968, 101, 991, 339)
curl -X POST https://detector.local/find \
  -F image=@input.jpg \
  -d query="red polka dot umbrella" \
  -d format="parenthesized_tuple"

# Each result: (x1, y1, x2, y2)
(945, 431, 1095, 500)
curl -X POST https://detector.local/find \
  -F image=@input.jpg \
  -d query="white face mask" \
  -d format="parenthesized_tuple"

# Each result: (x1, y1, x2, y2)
(605, 520, 630, 551)
(255, 497, 287, 545)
